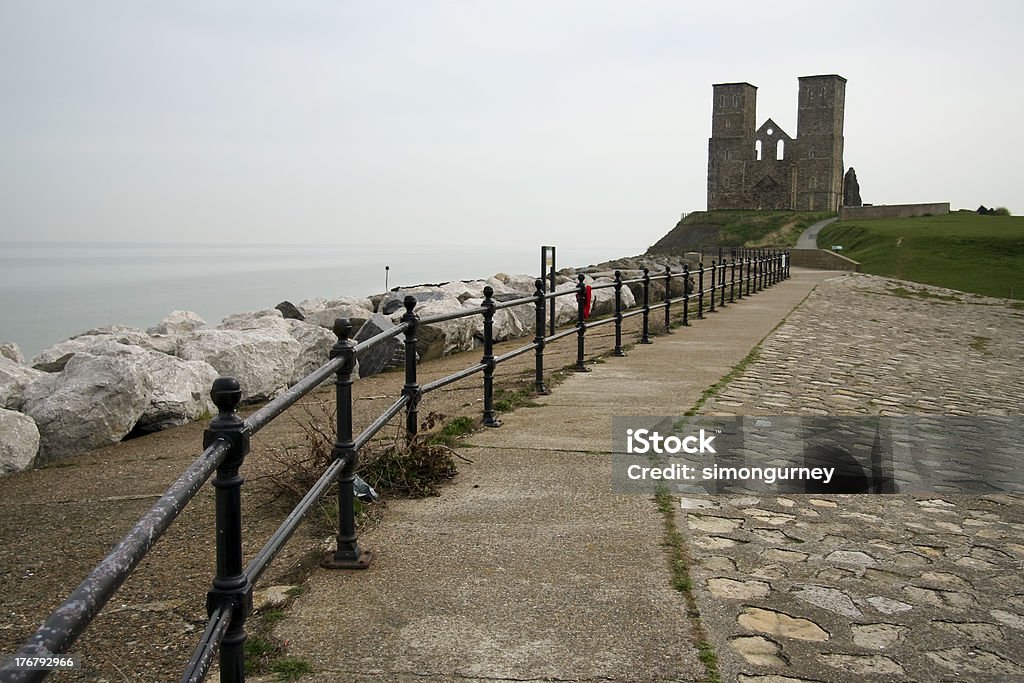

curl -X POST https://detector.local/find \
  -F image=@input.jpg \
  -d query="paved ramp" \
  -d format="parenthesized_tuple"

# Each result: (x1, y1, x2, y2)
(278, 269, 836, 682)
(796, 216, 838, 249)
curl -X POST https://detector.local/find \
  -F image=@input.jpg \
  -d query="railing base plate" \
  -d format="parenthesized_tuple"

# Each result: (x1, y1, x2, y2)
(320, 549, 373, 570)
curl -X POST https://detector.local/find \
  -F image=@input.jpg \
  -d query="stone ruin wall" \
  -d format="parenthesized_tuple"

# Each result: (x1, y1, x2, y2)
(707, 75, 846, 213)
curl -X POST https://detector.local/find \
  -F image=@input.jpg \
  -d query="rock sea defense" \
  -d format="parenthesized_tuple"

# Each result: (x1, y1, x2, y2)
(0, 408, 39, 474)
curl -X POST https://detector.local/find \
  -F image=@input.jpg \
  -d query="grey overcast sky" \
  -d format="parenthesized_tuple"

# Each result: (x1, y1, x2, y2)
(1, 1, 1021, 251)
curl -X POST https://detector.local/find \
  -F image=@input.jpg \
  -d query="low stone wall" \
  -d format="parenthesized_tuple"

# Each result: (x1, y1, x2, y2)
(788, 249, 861, 272)
(839, 202, 949, 220)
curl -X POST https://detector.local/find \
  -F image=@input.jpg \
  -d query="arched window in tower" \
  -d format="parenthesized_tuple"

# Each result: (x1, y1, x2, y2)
(776, 139, 785, 160)
(732, 94, 738, 107)
(755, 140, 762, 161)
(810, 177, 817, 190)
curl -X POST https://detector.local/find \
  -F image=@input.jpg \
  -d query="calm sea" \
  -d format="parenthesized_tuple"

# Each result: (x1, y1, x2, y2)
(0, 242, 634, 360)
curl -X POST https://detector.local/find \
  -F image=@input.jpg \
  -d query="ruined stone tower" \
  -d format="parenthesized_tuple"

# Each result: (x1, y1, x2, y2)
(707, 75, 846, 212)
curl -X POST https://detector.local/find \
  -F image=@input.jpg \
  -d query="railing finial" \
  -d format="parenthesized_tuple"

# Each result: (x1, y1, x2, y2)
(209, 376, 242, 424)
(332, 317, 353, 341)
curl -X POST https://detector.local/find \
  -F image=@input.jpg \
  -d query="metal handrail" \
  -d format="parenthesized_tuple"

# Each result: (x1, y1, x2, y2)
(1, 439, 231, 683)
(0, 249, 790, 683)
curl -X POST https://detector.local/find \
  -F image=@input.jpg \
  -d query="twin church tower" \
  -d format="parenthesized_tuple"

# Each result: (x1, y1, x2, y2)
(707, 75, 846, 212)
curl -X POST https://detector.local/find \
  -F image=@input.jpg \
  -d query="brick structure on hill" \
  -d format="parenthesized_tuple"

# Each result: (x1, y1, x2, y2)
(707, 75, 846, 212)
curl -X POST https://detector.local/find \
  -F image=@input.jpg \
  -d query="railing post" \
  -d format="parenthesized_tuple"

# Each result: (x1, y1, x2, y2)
(786, 250, 791, 279)
(401, 295, 419, 438)
(481, 286, 502, 427)
(612, 270, 626, 356)
(640, 267, 652, 344)
(663, 266, 673, 333)
(682, 264, 690, 326)
(761, 250, 767, 290)
(574, 274, 590, 372)
(202, 377, 252, 683)
(322, 320, 373, 570)
(737, 256, 744, 300)
(746, 256, 753, 296)
(697, 262, 705, 319)
(708, 260, 717, 313)
(719, 259, 727, 308)
(729, 258, 736, 303)
(534, 279, 550, 394)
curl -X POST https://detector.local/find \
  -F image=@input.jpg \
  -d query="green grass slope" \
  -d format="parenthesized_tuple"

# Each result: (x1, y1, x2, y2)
(819, 213, 1024, 299)
(648, 210, 834, 253)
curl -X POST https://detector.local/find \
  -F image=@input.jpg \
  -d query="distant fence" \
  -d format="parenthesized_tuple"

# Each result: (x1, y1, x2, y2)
(0, 250, 790, 683)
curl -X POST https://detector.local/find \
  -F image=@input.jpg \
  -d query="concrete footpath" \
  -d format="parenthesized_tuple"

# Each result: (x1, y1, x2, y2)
(795, 217, 838, 250)
(277, 268, 836, 682)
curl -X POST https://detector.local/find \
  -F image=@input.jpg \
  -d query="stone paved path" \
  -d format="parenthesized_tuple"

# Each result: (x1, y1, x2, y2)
(684, 273, 1024, 682)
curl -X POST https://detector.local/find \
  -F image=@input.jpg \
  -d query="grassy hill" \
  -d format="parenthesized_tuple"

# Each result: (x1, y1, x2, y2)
(647, 210, 834, 253)
(819, 212, 1024, 300)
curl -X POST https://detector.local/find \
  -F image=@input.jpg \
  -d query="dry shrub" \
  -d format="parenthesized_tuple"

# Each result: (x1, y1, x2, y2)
(259, 399, 460, 507)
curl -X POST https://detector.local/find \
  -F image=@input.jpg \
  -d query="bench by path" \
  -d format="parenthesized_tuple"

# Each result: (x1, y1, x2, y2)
(277, 268, 838, 682)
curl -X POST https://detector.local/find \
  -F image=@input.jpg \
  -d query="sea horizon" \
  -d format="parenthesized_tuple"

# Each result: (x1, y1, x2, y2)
(1, 240, 639, 360)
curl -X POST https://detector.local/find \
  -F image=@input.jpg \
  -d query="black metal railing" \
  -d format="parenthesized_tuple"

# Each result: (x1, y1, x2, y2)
(1, 249, 790, 683)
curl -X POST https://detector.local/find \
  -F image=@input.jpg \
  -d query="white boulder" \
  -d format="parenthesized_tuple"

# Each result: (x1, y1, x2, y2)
(553, 281, 583, 325)
(296, 296, 373, 317)
(379, 287, 478, 356)
(284, 320, 337, 384)
(134, 354, 219, 433)
(218, 308, 285, 331)
(0, 408, 39, 474)
(589, 276, 637, 317)
(492, 273, 542, 294)
(22, 351, 156, 464)
(33, 327, 180, 372)
(438, 279, 518, 303)
(216, 311, 337, 384)
(390, 295, 477, 356)
(465, 297, 535, 342)
(0, 357, 45, 411)
(148, 310, 207, 336)
(0, 342, 24, 364)
(179, 329, 300, 402)
(303, 304, 372, 331)
(74, 324, 182, 356)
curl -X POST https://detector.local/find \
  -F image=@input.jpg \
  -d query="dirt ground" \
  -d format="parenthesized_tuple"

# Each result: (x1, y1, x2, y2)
(0, 310, 658, 682)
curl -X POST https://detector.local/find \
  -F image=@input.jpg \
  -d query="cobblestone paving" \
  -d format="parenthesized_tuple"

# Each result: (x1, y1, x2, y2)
(681, 273, 1024, 682)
